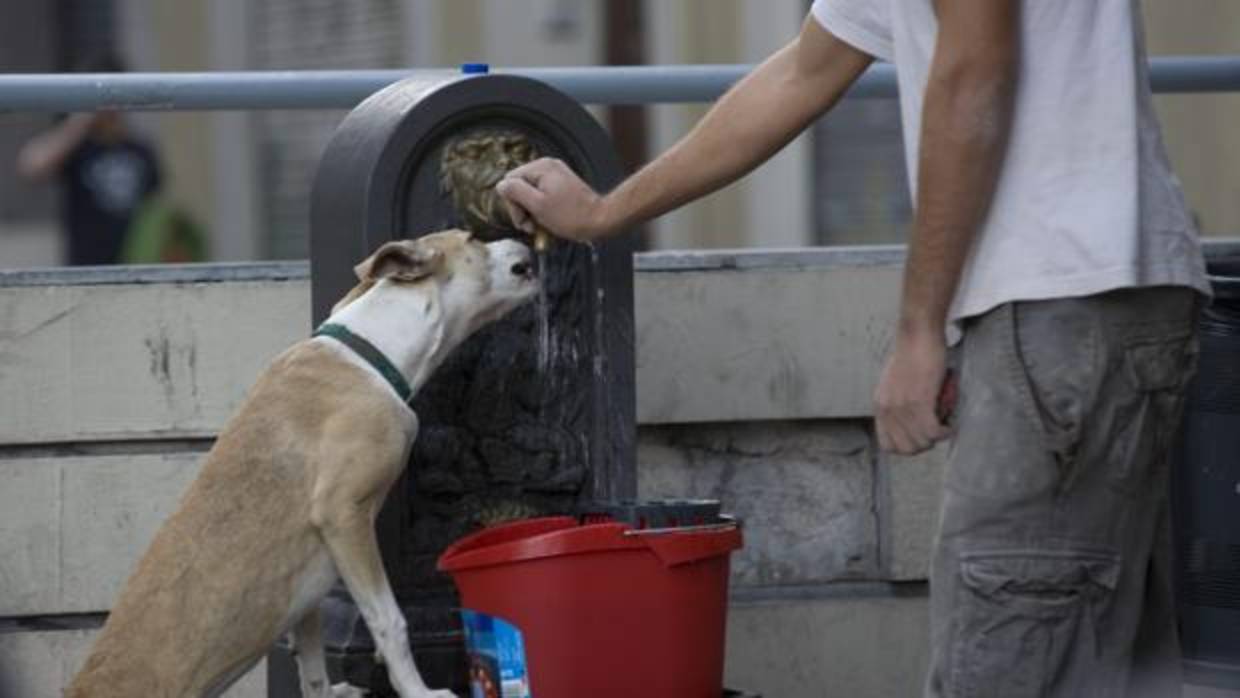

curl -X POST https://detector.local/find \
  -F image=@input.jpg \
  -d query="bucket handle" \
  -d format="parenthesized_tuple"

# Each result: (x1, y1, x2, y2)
(621, 515, 741, 538)
(632, 516, 743, 567)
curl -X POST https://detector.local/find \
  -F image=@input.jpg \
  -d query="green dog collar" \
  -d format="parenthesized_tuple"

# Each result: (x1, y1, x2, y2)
(313, 323, 413, 404)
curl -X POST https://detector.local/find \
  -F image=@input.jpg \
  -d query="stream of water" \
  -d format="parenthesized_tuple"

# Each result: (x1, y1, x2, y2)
(536, 248, 551, 375)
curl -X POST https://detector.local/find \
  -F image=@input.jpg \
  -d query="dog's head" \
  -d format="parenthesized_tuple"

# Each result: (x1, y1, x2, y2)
(333, 230, 539, 335)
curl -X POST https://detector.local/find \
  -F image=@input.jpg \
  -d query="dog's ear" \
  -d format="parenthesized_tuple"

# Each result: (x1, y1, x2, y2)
(354, 241, 443, 283)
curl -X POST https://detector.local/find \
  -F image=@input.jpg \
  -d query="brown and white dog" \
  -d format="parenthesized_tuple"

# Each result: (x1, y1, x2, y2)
(67, 231, 538, 698)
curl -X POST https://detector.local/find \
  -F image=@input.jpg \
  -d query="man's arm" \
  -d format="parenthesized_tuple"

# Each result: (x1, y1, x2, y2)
(874, 0, 1019, 455)
(16, 113, 97, 182)
(497, 16, 873, 241)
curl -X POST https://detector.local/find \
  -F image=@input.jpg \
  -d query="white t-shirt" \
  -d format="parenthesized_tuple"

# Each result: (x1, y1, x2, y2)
(811, 0, 1210, 323)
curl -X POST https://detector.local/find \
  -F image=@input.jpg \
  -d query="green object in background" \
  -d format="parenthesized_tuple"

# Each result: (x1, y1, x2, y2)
(120, 197, 208, 264)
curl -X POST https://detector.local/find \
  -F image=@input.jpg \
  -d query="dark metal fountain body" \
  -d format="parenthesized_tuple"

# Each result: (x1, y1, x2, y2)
(269, 74, 636, 695)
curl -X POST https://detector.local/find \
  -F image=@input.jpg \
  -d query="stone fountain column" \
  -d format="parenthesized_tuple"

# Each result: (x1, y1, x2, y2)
(269, 74, 636, 695)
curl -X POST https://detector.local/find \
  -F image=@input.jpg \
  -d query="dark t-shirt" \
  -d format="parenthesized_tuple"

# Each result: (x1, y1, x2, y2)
(59, 137, 161, 265)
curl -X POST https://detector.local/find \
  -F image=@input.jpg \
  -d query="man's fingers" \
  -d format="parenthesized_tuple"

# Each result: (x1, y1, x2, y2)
(496, 176, 545, 211)
(496, 177, 545, 234)
(498, 193, 532, 234)
(505, 157, 559, 185)
(913, 403, 953, 445)
(878, 404, 949, 456)
(878, 411, 914, 455)
(502, 159, 542, 183)
(876, 420, 893, 452)
(889, 422, 917, 455)
(902, 405, 951, 454)
(909, 409, 942, 446)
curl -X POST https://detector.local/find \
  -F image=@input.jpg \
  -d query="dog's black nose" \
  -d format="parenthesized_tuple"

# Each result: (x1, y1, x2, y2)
(511, 261, 533, 278)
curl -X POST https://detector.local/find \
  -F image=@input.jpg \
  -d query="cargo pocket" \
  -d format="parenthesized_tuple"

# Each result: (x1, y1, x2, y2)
(1009, 302, 1104, 492)
(1107, 332, 1197, 495)
(950, 549, 1120, 698)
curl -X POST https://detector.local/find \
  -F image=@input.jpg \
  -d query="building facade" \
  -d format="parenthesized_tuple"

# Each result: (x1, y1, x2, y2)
(0, 0, 1236, 267)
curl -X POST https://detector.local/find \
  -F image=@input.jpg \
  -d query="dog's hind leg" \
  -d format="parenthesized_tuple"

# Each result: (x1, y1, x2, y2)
(290, 608, 334, 697)
(318, 514, 455, 698)
(289, 608, 371, 698)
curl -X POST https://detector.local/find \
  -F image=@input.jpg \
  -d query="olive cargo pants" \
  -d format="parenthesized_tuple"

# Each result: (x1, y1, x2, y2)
(926, 287, 1199, 698)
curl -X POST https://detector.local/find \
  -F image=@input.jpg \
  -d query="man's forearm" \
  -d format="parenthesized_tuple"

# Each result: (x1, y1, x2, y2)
(872, 0, 1018, 456)
(17, 114, 94, 182)
(597, 20, 872, 234)
(900, 49, 1017, 334)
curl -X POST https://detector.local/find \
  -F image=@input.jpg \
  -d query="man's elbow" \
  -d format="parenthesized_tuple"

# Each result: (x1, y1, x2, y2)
(932, 50, 1018, 134)
(939, 48, 1016, 93)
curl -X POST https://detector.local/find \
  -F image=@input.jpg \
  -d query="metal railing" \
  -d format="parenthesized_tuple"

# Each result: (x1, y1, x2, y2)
(0, 56, 1238, 112)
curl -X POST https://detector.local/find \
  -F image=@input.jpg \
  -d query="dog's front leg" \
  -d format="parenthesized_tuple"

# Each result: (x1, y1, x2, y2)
(316, 507, 455, 698)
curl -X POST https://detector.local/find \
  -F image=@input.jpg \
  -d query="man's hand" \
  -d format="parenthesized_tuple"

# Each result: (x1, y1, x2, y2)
(875, 328, 952, 455)
(496, 158, 611, 243)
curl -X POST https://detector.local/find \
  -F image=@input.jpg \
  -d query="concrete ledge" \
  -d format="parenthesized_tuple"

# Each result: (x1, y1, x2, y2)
(0, 261, 308, 287)
(0, 278, 307, 444)
(0, 627, 264, 698)
(8, 243, 1237, 438)
(0, 250, 900, 446)
(635, 262, 901, 423)
(635, 245, 905, 272)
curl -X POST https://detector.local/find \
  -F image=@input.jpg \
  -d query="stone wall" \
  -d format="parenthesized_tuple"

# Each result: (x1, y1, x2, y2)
(0, 250, 941, 697)
(639, 421, 942, 696)
(7, 245, 1230, 696)
(0, 264, 309, 698)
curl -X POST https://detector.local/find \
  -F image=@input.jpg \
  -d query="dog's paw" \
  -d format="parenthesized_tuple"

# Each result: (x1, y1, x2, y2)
(415, 691, 457, 698)
(329, 682, 369, 698)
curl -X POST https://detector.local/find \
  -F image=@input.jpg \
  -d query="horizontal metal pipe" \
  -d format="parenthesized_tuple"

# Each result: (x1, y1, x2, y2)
(1147, 55, 1240, 93)
(0, 56, 1236, 112)
(0, 70, 446, 112)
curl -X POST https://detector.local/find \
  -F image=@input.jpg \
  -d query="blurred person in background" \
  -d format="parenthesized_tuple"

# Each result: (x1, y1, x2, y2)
(16, 52, 163, 266)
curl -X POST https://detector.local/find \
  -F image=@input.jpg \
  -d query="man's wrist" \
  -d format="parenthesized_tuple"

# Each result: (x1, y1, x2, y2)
(897, 312, 947, 342)
(591, 194, 623, 238)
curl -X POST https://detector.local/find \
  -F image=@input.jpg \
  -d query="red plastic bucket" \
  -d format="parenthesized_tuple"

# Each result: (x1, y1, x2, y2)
(438, 515, 743, 698)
